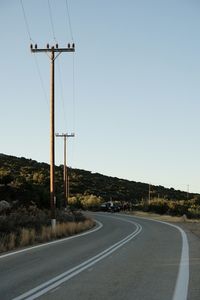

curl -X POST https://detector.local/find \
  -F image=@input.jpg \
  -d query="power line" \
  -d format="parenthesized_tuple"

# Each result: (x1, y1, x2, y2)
(65, 0, 74, 42)
(20, 0, 34, 42)
(47, 0, 57, 42)
(72, 53, 76, 133)
(65, 0, 76, 145)
(47, 0, 71, 130)
(33, 55, 49, 107)
(57, 58, 67, 129)
(20, 0, 49, 108)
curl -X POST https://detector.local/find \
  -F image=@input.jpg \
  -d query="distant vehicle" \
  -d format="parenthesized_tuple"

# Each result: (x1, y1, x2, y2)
(100, 201, 120, 213)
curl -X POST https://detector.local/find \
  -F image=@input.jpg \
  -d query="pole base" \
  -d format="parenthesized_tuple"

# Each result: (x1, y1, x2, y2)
(51, 218, 56, 229)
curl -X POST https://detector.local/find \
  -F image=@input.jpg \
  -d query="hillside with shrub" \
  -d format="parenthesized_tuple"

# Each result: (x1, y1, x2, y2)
(0, 153, 199, 212)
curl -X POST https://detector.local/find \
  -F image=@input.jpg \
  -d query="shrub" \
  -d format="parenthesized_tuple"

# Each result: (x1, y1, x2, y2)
(0, 200, 11, 213)
(81, 194, 103, 210)
(187, 206, 200, 219)
(167, 201, 189, 216)
(68, 195, 83, 209)
(135, 198, 200, 218)
(69, 194, 103, 210)
(148, 199, 169, 215)
(0, 206, 95, 253)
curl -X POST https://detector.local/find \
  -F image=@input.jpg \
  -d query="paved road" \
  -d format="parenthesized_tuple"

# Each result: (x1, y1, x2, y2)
(0, 212, 199, 300)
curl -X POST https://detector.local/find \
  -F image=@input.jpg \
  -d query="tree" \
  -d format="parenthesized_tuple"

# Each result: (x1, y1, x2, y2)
(0, 170, 13, 186)
(81, 194, 103, 210)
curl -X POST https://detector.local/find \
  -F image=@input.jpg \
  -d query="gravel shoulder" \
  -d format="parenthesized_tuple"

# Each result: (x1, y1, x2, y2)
(126, 210, 200, 239)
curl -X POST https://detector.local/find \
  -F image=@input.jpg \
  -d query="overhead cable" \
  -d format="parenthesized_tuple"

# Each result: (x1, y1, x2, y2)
(57, 58, 67, 129)
(47, 0, 57, 42)
(20, 0, 49, 108)
(20, 0, 34, 42)
(65, 0, 74, 42)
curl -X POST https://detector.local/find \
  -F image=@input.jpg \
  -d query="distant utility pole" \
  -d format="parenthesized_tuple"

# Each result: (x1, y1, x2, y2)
(56, 133, 75, 206)
(187, 184, 189, 200)
(30, 43, 75, 227)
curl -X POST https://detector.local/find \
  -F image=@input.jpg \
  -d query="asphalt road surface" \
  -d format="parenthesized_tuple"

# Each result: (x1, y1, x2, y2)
(0, 212, 199, 300)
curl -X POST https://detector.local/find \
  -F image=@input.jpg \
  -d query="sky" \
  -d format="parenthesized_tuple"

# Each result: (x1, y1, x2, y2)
(1, 0, 200, 193)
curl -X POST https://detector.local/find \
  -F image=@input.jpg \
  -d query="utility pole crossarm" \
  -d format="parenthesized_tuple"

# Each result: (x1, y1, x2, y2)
(30, 44, 75, 53)
(56, 133, 75, 138)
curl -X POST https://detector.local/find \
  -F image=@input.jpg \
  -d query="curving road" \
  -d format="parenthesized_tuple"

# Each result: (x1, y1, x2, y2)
(0, 212, 199, 300)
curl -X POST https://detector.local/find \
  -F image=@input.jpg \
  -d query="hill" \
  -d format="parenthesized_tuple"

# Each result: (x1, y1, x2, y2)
(0, 153, 198, 209)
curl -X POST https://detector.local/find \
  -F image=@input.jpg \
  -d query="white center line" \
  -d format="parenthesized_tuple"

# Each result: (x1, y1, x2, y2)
(12, 219, 142, 300)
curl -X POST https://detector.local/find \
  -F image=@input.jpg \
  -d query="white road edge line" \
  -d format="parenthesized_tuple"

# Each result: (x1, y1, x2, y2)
(171, 224, 189, 300)
(0, 220, 103, 259)
(117, 213, 189, 300)
(12, 219, 142, 300)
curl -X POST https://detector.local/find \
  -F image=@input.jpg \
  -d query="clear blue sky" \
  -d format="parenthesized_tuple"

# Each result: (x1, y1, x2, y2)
(1, 0, 200, 193)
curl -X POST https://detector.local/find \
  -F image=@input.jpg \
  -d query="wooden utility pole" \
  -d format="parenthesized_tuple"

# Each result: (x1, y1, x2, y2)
(149, 183, 151, 205)
(30, 43, 75, 227)
(56, 133, 75, 206)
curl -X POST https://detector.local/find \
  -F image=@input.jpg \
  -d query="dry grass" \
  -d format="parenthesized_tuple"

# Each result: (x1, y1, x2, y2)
(40, 226, 52, 242)
(0, 236, 7, 252)
(20, 228, 36, 247)
(0, 218, 95, 254)
(8, 233, 16, 250)
(39, 220, 92, 242)
(20, 229, 29, 247)
(0, 233, 16, 252)
(128, 210, 200, 223)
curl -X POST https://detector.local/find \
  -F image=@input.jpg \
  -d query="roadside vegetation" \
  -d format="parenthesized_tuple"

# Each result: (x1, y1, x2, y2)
(132, 197, 200, 219)
(69, 194, 104, 210)
(0, 153, 197, 208)
(0, 205, 95, 253)
(0, 153, 200, 254)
